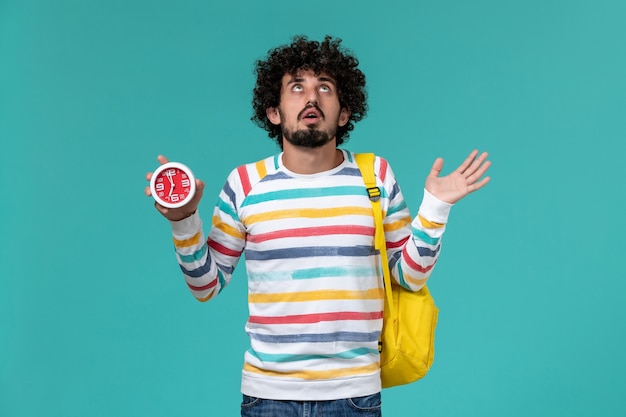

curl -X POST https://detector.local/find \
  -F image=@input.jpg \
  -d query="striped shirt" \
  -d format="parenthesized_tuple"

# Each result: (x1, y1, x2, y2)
(170, 149, 452, 400)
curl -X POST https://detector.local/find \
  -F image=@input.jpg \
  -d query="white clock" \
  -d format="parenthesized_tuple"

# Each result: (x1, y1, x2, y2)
(149, 162, 196, 209)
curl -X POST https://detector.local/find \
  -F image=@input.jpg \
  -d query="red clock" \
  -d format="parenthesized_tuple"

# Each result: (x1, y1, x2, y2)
(150, 162, 196, 209)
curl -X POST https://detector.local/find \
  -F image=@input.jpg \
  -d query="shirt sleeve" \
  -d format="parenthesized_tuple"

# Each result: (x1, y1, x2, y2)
(379, 158, 453, 291)
(169, 169, 247, 302)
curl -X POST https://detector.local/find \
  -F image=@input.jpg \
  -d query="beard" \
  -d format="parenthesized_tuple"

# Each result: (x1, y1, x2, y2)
(282, 126, 334, 148)
(279, 106, 338, 149)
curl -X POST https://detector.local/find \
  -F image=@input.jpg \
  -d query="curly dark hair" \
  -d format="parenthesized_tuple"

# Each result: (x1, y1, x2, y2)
(251, 35, 368, 148)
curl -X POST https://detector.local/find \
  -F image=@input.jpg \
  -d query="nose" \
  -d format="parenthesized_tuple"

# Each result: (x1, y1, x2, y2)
(305, 87, 319, 105)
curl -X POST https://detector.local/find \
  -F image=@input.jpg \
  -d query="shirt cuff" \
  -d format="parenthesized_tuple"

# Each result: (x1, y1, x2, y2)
(418, 189, 453, 224)
(170, 211, 203, 239)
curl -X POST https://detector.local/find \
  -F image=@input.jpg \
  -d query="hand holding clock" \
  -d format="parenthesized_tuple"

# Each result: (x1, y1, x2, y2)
(145, 155, 205, 222)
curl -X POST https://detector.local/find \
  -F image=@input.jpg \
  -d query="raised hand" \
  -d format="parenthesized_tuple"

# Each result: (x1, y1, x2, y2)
(145, 155, 206, 221)
(425, 150, 491, 204)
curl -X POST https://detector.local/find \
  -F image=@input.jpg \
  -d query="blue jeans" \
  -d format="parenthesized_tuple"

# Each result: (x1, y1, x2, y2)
(241, 392, 382, 417)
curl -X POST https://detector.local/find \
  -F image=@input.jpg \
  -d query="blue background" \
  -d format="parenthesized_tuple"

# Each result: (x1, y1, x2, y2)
(1, 0, 625, 416)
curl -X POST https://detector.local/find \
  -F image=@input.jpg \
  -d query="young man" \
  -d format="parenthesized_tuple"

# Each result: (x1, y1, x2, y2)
(145, 36, 490, 416)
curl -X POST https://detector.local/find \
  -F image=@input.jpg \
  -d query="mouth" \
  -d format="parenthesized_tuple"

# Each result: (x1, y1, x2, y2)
(299, 107, 323, 124)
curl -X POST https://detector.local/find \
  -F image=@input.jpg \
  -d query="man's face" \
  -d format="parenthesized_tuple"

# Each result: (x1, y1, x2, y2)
(266, 70, 350, 148)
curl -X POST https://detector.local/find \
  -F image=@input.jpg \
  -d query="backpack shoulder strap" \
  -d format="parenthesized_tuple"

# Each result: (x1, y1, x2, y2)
(354, 153, 395, 325)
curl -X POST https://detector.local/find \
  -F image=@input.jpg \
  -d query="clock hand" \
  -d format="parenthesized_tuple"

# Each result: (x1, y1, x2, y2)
(166, 172, 175, 197)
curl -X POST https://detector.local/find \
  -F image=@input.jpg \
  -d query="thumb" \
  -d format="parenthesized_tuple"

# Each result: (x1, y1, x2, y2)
(428, 157, 444, 179)
(195, 179, 205, 196)
(190, 179, 205, 204)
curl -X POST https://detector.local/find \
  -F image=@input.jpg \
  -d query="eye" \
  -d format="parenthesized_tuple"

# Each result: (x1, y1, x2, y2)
(291, 84, 303, 92)
(319, 85, 332, 93)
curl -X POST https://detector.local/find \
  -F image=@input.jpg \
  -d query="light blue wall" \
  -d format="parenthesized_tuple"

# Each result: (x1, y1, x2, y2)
(1, 0, 625, 416)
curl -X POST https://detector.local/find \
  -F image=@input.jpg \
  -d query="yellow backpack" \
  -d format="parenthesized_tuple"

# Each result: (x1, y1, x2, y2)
(355, 153, 439, 388)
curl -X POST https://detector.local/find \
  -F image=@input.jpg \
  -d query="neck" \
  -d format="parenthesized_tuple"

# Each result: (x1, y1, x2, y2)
(282, 139, 344, 174)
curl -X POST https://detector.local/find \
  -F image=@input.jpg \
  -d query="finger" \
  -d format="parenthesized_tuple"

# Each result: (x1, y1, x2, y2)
(190, 180, 205, 204)
(467, 176, 491, 193)
(428, 157, 444, 179)
(455, 150, 479, 174)
(146, 154, 169, 182)
(464, 152, 489, 177)
(144, 185, 152, 196)
(466, 159, 491, 184)
(189, 180, 205, 205)
(198, 180, 205, 195)
(154, 202, 169, 216)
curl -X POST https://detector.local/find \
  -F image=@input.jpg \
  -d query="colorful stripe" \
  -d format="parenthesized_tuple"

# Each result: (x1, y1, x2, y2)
(243, 362, 380, 380)
(177, 244, 207, 263)
(402, 246, 437, 273)
(244, 245, 376, 261)
(247, 331, 381, 344)
(247, 265, 376, 282)
(187, 277, 218, 292)
(255, 159, 267, 179)
(397, 262, 428, 289)
(179, 253, 213, 278)
(243, 206, 373, 225)
(247, 347, 378, 363)
(386, 200, 408, 216)
(237, 165, 252, 196)
(387, 236, 410, 249)
(383, 216, 412, 232)
(412, 227, 440, 245)
(242, 186, 369, 207)
(248, 311, 383, 325)
(249, 288, 383, 304)
(247, 225, 374, 244)
(212, 216, 246, 239)
(216, 198, 239, 221)
(417, 245, 440, 257)
(396, 261, 411, 290)
(418, 213, 445, 229)
(222, 181, 237, 207)
(378, 158, 388, 182)
(173, 232, 201, 248)
(208, 238, 242, 257)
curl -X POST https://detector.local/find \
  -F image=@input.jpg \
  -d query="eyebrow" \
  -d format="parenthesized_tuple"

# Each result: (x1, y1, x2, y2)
(286, 75, 337, 86)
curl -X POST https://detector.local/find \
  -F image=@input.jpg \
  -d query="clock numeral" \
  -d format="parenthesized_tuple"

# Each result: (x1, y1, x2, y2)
(155, 183, 165, 192)
(165, 169, 177, 176)
(181, 179, 190, 187)
(170, 194, 180, 202)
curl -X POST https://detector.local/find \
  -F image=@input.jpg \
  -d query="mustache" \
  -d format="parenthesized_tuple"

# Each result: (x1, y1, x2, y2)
(298, 103, 325, 120)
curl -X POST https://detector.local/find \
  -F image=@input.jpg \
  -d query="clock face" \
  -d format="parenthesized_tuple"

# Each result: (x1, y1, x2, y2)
(150, 162, 196, 209)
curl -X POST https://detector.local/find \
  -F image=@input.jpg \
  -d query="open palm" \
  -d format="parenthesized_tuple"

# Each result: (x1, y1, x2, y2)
(425, 150, 491, 204)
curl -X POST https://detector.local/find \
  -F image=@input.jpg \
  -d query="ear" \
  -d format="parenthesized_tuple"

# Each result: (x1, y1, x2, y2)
(266, 107, 281, 125)
(338, 108, 351, 127)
